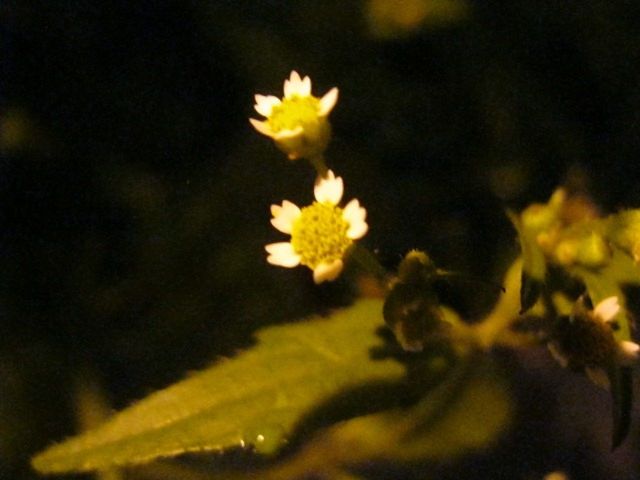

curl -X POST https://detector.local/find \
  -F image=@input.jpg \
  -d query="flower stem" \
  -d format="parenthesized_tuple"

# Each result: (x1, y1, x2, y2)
(473, 258, 523, 348)
(307, 154, 328, 178)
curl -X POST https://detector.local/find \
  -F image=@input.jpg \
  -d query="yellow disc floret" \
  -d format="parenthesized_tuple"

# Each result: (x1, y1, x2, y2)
(291, 202, 352, 269)
(268, 95, 321, 133)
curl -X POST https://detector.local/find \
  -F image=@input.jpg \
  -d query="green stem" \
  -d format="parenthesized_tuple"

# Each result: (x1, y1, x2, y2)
(307, 154, 328, 177)
(473, 258, 523, 348)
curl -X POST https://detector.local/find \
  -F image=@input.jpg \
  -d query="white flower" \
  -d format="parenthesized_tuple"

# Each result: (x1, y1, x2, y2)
(250, 71, 339, 160)
(548, 295, 639, 389)
(265, 170, 368, 283)
(593, 296, 639, 364)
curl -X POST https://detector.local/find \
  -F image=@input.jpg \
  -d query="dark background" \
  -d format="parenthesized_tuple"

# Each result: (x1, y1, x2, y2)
(2, 1, 640, 478)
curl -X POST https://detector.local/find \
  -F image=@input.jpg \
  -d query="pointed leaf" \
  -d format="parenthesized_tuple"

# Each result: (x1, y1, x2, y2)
(32, 299, 405, 474)
(519, 272, 544, 314)
(508, 211, 547, 313)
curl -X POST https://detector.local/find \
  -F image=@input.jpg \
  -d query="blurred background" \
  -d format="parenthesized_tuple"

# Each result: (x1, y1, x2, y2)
(2, 1, 640, 478)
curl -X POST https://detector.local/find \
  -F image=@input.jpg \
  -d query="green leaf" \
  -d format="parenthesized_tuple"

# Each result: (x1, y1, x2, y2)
(396, 358, 511, 460)
(32, 299, 406, 474)
(364, 358, 512, 461)
(508, 211, 547, 313)
(263, 357, 512, 478)
(568, 246, 638, 342)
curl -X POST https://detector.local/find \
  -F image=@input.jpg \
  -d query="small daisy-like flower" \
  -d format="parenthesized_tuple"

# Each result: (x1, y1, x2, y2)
(548, 296, 639, 389)
(250, 71, 339, 160)
(265, 170, 368, 283)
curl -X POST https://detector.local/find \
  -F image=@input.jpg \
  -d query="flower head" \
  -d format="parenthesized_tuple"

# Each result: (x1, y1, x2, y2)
(250, 71, 339, 160)
(548, 295, 639, 389)
(265, 170, 368, 283)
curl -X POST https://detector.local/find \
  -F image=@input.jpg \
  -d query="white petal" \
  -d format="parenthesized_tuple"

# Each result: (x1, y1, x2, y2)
(270, 200, 301, 234)
(265, 242, 300, 268)
(313, 259, 344, 284)
(300, 75, 312, 96)
(273, 126, 304, 140)
(314, 170, 343, 205)
(249, 118, 274, 137)
(318, 87, 339, 116)
(547, 342, 569, 368)
(585, 367, 610, 390)
(342, 198, 362, 220)
(347, 219, 368, 240)
(284, 71, 303, 98)
(593, 296, 620, 322)
(254, 95, 281, 117)
(618, 340, 640, 365)
(343, 199, 368, 239)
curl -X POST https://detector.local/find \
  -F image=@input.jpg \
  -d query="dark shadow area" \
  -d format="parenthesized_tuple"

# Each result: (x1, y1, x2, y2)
(2, 1, 640, 478)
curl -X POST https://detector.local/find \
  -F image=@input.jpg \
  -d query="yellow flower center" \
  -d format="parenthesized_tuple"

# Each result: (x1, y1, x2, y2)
(291, 202, 352, 269)
(268, 95, 321, 133)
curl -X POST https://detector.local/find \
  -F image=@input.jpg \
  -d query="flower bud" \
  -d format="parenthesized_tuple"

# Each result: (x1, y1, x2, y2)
(383, 250, 446, 352)
(250, 71, 339, 161)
